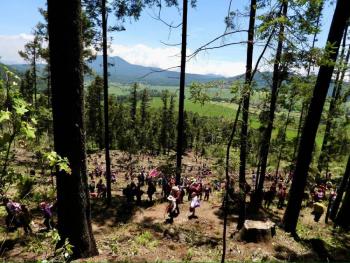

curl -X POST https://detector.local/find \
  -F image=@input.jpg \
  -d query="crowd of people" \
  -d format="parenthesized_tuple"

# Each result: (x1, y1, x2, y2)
(2, 197, 54, 234)
(121, 169, 215, 224)
(260, 169, 338, 223)
(1, 157, 339, 234)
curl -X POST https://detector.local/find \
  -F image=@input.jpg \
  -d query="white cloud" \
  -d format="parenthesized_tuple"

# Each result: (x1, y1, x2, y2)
(109, 43, 245, 77)
(0, 34, 245, 77)
(0, 34, 34, 64)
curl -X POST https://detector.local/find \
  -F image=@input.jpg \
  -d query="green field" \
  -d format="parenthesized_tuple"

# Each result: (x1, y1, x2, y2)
(150, 97, 237, 119)
(109, 83, 328, 147)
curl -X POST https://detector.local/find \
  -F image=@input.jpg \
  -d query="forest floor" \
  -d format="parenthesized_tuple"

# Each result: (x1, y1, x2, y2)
(0, 150, 350, 262)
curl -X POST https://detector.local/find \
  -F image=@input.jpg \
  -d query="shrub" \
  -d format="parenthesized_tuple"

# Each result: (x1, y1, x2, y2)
(17, 175, 35, 199)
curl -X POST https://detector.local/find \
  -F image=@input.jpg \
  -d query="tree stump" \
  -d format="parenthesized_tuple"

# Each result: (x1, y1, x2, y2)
(239, 220, 275, 243)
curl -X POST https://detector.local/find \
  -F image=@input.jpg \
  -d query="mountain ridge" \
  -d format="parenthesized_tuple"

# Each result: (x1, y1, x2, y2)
(6, 55, 271, 87)
(87, 56, 225, 86)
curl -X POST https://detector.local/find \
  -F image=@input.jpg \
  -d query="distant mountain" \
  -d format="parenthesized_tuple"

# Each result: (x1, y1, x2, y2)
(7, 56, 272, 87)
(8, 63, 46, 76)
(0, 63, 22, 76)
(5, 58, 346, 98)
(227, 71, 272, 88)
(87, 56, 224, 86)
(86, 56, 275, 88)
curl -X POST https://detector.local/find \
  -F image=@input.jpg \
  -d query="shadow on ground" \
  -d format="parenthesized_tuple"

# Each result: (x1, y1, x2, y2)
(91, 194, 167, 226)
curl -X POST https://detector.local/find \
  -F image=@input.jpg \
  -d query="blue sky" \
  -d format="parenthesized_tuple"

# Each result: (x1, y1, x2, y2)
(0, 0, 334, 77)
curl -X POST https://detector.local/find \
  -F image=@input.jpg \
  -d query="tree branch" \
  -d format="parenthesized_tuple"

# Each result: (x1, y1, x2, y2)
(188, 41, 248, 60)
(138, 65, 181, 79)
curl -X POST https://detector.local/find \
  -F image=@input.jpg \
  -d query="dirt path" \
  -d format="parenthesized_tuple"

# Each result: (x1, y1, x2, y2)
(132, 196, 223, 226)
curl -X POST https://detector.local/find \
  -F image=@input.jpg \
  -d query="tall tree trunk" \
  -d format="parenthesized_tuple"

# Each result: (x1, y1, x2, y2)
(283, 0, 350, 233)
(176, 0, 188, 185)
(221, 6, 274, 260)
(102, 0, 112, 205)
(318, 25, 349, 172)
(256, 0, 288, 205)
(47, 0, 98, 258)
(237, 0, 256, 230)
(335, 169, 350, 228)
(47, 64, 51, 107)
(330, 154, 350, 220)
(221, 100, 242, 263)
(290, 101, 305, 175)
(275, 97, 294, 177)
(98, 82, 104, 150)
(33, 42, 37, 108)
(1, 134, 15, 186)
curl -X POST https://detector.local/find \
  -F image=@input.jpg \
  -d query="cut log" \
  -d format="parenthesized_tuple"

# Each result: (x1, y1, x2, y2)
(239, 220, 276, 243)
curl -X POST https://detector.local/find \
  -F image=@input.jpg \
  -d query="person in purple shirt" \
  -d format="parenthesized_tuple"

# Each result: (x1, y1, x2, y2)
(40, 202, 53, 231)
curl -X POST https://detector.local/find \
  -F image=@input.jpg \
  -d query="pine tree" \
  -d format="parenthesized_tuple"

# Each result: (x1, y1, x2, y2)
(176, 0, 189, 185)
(18, 35, 40, 108)
(237, 0, 257, 230)
(139, 88, 151, 150)
(130, 83, 138, 124)
(168, 94, 176, 152)
(20, 70, 34, 104)
(101, 0, 112, 204)
(160, 90, 169, 154)
(86, 76, 104, 149)
(256, 0, 289, 205)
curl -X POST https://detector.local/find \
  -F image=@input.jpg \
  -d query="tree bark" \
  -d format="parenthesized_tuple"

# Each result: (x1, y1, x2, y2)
(256, 0, 288, 205)
(330, 154, 350, 221)
(47, 0, 98, 258)
(33, 39, 37, 108)
(283, 0, 350, 233)
(176, 0, 188, 185)
(275, 96, 294, 177)
(237, 0, 257, 230)
(221, 100, 242, 263)
(102, 0, 112, 205)
(290, 101, 305, 175)
(47, 64, 51, 107)
(335, 170, 350, 228)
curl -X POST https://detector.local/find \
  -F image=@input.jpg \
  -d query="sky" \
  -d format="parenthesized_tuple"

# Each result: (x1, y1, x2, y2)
(0, 0, 335, 77)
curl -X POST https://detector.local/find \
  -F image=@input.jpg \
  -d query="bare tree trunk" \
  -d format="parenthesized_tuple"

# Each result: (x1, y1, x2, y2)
(335, 169, 350, 228)
(330, 154, 350, 220)
(290, 101, 305, 175)
(0, 134, 15, 186)
(102, 0, 112, 205)
(275, 96, 294, 177)
(33, 40, 37, 108)
(176, 0, 188, 185)
(221, 100, 242, 263)
(47, 0, 98, 257)
(47, 64, 51, 107)
(283, 0, 350, 233)
(237, 0, 257, 230)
